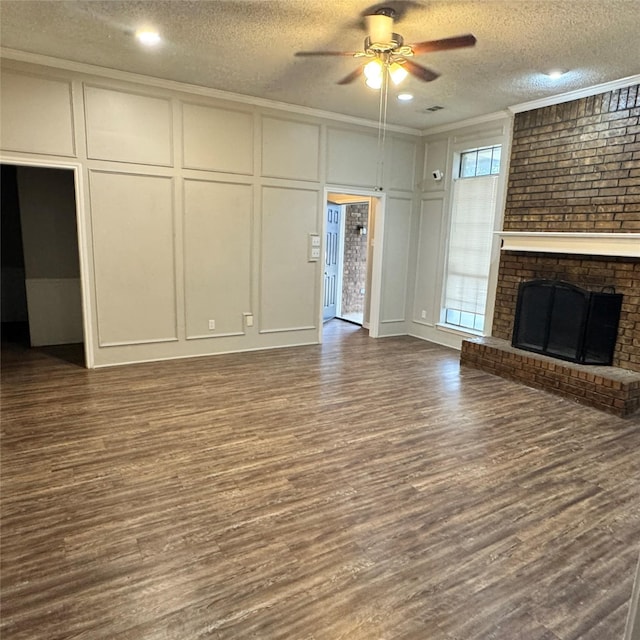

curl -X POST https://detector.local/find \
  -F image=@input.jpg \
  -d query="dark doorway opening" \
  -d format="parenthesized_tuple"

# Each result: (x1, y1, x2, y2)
(1, 163, 85, 366)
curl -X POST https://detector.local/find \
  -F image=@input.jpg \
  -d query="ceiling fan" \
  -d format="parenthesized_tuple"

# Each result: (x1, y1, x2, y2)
(295, 7, 476, 88)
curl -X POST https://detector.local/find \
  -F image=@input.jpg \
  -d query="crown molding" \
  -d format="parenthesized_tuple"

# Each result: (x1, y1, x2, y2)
(421, 110, 511, 137)
(0, 47, 421, 137)
(509, 74, 640, 114)
(421, 75, 640, 136)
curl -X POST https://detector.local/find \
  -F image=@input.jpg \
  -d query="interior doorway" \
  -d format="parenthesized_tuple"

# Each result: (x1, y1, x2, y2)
(1, 163, 85, 365)
(323, 193, 373, 329)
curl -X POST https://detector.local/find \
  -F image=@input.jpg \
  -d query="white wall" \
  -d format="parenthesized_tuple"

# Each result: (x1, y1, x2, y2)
(0, 58, 420, 366)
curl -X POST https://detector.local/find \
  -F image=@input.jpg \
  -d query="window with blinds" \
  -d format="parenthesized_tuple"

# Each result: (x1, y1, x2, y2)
(443, 146, 501, 333)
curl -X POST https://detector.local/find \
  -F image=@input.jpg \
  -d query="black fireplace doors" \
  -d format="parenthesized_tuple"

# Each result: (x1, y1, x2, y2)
(512, 279, 622, 365)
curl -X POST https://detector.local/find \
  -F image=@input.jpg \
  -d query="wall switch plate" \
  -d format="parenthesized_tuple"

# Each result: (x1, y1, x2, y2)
(308, 233, 320, 261)
(244, 313, 254, 327)
(208, 319, 215, 330)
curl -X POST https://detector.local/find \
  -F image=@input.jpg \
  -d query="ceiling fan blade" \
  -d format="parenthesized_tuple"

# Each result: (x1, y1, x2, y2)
(410, 34, 476, 55)
(337, 67, 363, 85)
(402, 59, 440, 82)
(295, 51, 359, 57)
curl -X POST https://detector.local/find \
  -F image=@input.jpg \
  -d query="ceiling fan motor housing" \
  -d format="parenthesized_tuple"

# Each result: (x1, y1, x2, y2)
(365, 12, 397, 49)
(365, 33, 404, 53)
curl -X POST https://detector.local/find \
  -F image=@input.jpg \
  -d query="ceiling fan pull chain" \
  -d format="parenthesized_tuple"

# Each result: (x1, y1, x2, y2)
(376, 64, 387, 189)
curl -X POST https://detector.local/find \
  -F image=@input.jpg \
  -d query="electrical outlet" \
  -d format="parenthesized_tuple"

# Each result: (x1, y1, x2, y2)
(421, 310, 427, 320)
(208, 319, 215, 330)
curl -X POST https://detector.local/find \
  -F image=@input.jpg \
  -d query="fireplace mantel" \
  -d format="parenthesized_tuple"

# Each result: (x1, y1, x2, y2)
(496, 232, 640, 258)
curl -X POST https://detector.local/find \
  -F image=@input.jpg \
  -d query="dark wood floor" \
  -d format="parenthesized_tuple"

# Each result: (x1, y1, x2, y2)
(2, 320, 639, 640)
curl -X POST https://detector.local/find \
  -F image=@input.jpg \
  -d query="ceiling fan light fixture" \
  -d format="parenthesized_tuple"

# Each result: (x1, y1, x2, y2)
(365, 75, 383, 90)
(389, 62, 408, 85)
(364, 58, 383, 80)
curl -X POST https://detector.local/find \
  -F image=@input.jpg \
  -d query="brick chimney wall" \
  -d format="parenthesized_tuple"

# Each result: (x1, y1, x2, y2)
(492, 84, 640, 372)
(341, 202, 368, 316)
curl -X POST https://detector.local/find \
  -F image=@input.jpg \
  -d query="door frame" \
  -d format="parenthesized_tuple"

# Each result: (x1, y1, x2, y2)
(335, 203, 346, 320)
(1, 154, 94, 368)
(321, 186, 386, 340)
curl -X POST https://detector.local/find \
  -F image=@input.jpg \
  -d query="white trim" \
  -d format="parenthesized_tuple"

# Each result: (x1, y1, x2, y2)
(422, 111, 510, 136)
(1, 47, 420, 136)
(436, 322, 480, 338)
(186, 331, 245, 340)
(99, 337, 179, 347)
(0, 155, 94, 368)
(509, 74, 640, 114)
(324, 187, 384, 338)
(497, 232, 640, 258)
(258, 326, 316, 334)
(368, 194, 386, 338)
(423, 75, 640, 136)
(91, 339, 319, 368)
(335, 203, 346, 320)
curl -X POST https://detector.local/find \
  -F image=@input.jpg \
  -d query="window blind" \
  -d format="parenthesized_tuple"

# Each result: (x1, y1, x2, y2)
(444, 174, 499, 323)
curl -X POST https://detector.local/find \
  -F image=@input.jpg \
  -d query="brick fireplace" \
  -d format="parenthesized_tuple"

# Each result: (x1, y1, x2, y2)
(461, 83, 640, 417)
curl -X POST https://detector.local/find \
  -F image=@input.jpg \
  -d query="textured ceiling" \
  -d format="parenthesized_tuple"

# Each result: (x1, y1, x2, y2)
(1, 0, 639, 130)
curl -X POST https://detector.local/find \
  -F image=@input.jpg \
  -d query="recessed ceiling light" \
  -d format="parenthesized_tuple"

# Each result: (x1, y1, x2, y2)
(136, 30, 161, 46)
(546, 69, 566, 79)
(397, 93, 414, 102)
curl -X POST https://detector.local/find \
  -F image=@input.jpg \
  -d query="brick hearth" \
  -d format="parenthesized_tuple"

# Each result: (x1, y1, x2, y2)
(461, 337, 640, 417)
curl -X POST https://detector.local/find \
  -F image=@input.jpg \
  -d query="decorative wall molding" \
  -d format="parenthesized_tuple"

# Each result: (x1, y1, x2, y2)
(497, 232, 640, 258)
(1, 47, 420, 136)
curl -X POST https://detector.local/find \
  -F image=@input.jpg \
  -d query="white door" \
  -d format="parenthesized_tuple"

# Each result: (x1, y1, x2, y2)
(323, 204, 340, 322)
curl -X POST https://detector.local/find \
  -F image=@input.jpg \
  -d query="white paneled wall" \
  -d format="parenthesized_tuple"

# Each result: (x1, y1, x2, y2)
(84, 86, 173, 166)
(183, 179, 252, 338)
(261, 117, 320, 181)
(380, 197, 412, 327)
(327, 128, 379, 187)
(0, 71, 75, 156)
(388, 137, 417, 192)
(0, 60, 423, 366)
(89, 171, 177, 346)
(182, 103, 253, 174)
(260, 186, 319, 332)
(413, 198, 445, 325)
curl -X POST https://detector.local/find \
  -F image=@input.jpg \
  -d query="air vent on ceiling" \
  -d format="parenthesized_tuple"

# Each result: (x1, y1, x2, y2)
(424, 105, 444, 112)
